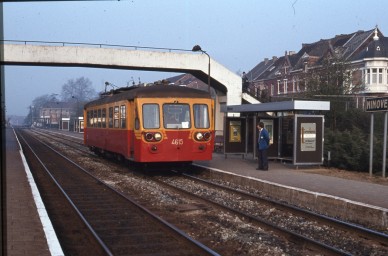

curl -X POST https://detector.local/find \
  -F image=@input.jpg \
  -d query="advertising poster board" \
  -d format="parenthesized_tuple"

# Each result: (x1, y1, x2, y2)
(229, 121, 241, 143)
(224, 117, 246, 154)
(294, 115, 324, 165)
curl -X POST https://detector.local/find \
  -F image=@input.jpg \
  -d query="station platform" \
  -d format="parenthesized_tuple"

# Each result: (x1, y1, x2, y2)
(194, 153, 388, 229)
(196, 153, 388, 209)
(4, 128, 63, 256)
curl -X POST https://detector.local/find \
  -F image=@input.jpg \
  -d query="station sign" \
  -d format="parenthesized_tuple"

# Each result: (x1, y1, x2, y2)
(365, 97, 388, 112)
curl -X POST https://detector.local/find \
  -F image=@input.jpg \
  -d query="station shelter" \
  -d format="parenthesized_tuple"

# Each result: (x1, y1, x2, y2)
(221, 100, 330, 166)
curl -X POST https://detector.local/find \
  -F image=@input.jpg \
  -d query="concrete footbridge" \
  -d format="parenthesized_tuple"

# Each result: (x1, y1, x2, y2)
(1, 41, 246, 130)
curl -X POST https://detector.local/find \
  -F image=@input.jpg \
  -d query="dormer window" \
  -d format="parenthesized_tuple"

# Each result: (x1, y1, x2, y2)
(377, 46, 381, 51)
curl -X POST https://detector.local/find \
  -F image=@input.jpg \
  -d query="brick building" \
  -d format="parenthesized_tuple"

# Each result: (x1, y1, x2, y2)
(38, 101, 74, 129)
(246, 27, 388, 105)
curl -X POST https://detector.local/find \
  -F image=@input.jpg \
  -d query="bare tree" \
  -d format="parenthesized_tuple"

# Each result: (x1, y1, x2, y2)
(301, 56, 363, 97)
(300, 56, 365, 130)
(61, 77, 97, 102)
(24, 94, 53, 125)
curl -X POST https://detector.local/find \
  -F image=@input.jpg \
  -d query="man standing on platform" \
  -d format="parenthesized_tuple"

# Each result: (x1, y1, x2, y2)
(256, 122, 270, 171)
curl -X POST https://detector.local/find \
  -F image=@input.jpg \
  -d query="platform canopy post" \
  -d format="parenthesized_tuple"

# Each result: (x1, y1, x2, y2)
(384, 112, 387, 178)
(369, 113, 374, 176)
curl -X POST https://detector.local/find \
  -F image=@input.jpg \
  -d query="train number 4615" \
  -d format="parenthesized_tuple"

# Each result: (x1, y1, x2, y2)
(171, 139, 183, 145)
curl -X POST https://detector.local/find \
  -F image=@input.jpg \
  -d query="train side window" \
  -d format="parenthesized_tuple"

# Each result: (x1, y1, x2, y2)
(163, 104, 190, 129)
(87, 110, 92, 127)
(143, 104, 160, 129)
(97, 109, 102, 128)
(193, 104, 210, 128)
(120, 105, 126, 129)
(108, 107, 113, 128)
(102, 108, 106, 128)
(114, 106, 119, 128)
(93, 110, 97, 127)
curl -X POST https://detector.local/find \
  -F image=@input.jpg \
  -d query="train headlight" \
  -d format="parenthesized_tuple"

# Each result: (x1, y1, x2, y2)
(145, 133, 154, 141)
(203, 132, 211, 141)
(195, 132, 204, 141)
(154, 132, 162, 141)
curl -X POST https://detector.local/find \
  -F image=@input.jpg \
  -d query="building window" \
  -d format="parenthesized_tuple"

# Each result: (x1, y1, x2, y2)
(372, 68, 377, 84)
(277, 80, 280, 94)
(283, 79, 288, 94)
(366, 69, 371, 84)
(379, 68, 383, 84)
(292, 79, 296, 92)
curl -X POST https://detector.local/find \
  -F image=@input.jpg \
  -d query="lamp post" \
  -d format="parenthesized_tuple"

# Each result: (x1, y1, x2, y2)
(192, 45, 211, 96)
(72, 95, 80, 132)
(72, 95, 80, 118)
(55, 101, 63, 130)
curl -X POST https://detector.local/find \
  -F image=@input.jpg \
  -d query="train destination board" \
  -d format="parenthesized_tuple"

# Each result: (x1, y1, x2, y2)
(365, 97, 388, 112)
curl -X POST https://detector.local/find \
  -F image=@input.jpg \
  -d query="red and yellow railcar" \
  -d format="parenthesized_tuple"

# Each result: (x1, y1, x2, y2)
(84, 84, 214, 165)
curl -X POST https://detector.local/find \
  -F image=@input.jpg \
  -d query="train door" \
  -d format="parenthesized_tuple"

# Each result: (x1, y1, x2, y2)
(163, 103, 191, 161)
(130, 101, 138, 159)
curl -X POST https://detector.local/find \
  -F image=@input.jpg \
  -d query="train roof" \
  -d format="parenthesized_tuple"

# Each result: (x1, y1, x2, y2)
(84, 84, 211, 108)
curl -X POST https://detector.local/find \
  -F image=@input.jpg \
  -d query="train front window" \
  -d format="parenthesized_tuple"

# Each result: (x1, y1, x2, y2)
(143, 104, 160, 129)
(194, 104, 210, 128)
(163, 104, 190, 129)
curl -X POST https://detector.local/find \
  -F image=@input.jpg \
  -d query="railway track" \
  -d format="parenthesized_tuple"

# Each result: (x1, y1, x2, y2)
(20, 128, 388, 255)
(181, 172, 388, 243)
(16, 129, 219, 256)
(151, 172, 388, 255)
(31, 128, 89, 154)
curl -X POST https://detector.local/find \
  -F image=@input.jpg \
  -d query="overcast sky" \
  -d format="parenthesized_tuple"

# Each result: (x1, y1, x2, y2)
(3, 0, 388, 116)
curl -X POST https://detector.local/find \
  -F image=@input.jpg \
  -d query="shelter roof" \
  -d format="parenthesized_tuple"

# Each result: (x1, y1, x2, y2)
(225, 100, 330, 113)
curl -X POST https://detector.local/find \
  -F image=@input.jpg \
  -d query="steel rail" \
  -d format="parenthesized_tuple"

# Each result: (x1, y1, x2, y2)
(17, 131, 114, 256)
(152, 174, 351, 256)
(19, 129, 220, 256)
